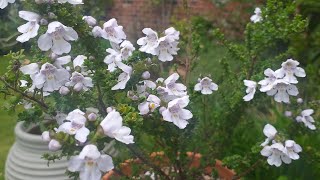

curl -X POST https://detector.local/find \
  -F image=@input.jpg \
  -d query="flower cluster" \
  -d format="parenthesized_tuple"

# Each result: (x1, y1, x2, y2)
(260, 124, 302, 167)
(243, 59, 305, 103)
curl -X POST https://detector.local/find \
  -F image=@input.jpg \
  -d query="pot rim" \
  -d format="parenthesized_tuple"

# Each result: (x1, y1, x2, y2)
(15, 121, 43, 143)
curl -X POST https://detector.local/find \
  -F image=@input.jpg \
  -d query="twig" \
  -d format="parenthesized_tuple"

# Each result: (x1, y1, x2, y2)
(0, 77, 49, 109)
(96, 83, 107, 116)
(125, 144, 171, 180)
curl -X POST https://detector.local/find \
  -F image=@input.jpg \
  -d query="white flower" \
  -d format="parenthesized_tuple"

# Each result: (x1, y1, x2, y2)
(56, 109, 90, 143)
(165, 27, 180, 40)
(20, 63, 70, 92)
(104, 48, 132, 73)
(194, 77, 218, 95)
(243, 80, 257, 101)
(137, 28, 159, 55)
(284, 111, 292, 117)
(53, 55, 71, 69)
(68, 144, 114, 180)
(100, 110, 134, 144)
(16, 11, 41, 43)
(0, 0, 15, 9)
(138, 95, 161, 115)
(250, 7, 262, 23)
(297, 98, 303, 104)
(261, 143, 291, 167)
(261, 124, 277, 146)
(82, 16, 97, 27)
(101, 18, 126, 44)
(162, 96, 192, 129)
(275, 59, 306, 84)
(154, 36, 179, 62)
(156, 86, 176, 102)
(296, 109, 316, 130)
(57, 0, 83, 5)
(163, 73, 187, 97)
(266, 79, 299, 103)
(283, 140, 302, 160)
(73, 55, 88, 73)
(111, 69, 132, 90)
(38, 21, 78, 55)
(48, 139, 62, 151)
(258, 68, 281, 92)
(65, 72, 93, 92)
(120, 40, 135, 60)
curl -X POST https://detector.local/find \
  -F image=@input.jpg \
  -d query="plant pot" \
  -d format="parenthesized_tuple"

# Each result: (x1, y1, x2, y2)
(103, 152, 236, 179)
(5, 122, 70, 180)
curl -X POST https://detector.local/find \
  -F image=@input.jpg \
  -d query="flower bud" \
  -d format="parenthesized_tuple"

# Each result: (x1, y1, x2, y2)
(40, 18, 48, 26)
(142, 71, 151, 79)
(89, 56, 95, 60)
(284, 111, 292, 117)
(48, 139, 61, 151)
(88, 113, 97, 121)
(159, 107, 166, 114)
(106, 107, 114, 113)
(297, 98, 303, 104)
(41, 131, 51, 142)
(82, 16, 97, 27)
(59, 86, 70, 95)
(92, 26, 102, 38)
(156, 78, 164, 83)
(48, 12, 57, 19)
(74, 83, 83, 92)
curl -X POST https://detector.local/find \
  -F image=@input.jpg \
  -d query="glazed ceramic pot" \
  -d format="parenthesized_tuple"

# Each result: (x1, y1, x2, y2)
(5, 122, 70, 180)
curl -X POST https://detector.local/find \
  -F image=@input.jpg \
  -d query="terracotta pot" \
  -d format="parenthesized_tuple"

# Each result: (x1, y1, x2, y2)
(103, 152, 236, 179)
(5, 122, 70, 180)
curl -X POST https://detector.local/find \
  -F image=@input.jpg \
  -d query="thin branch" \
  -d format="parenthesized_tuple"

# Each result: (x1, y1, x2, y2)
(96, 83, 107, 116)
(0, 77, 49, 109)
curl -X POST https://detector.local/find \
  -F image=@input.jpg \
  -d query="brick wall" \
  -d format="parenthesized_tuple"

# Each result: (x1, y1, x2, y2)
(106, 0, 258, 41)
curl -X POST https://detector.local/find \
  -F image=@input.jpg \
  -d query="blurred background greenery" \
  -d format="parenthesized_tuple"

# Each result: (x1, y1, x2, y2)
(0, 0, 319, 179)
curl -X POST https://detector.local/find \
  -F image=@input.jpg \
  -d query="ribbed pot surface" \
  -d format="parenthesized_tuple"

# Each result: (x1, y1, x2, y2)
(5, 122, 70, 180)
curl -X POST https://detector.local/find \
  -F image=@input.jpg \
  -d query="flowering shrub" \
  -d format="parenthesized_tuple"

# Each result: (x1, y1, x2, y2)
(0, 0, 319, 179)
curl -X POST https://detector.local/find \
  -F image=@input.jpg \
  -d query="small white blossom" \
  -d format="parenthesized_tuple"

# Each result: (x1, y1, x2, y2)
(283, 140, 302, 160)
(275, 59, 306, 84)
(57, 0, 83, 5)
(38, 21, 78, 55)
(162, 96, 192, 129)
(142, 71, 151, 79)
(261, 143, 291, 167)
(296, 109, 316, 130)
(104, 47, 132, 73)
(56, 109, 90, 143)
(20, 63, 70, 92)
(138, 95, 161, 115)
(297, 98, 303, 104)
(68, 144, 114, 180)
(194, 77, 218, 95)
(100, 110, 134, 144)
(137, 28, 159, 55)
(250, 7, 262, 23)
(48, 139, 62, 151)
(59, 86, 70, 95)
(261, 124, 277, 147)
(53, 55, 71, 69)
(266, 79, 299, 103)
(258, 68, 281, 92)
(154, 36, 179, 62)
(0, 0, 15, 9)
(163, 73, 187, 97)
(65, 72, 93, 92)
(119, 40, 135, 60)
(82, 16, 96, 27)
(243, 80, 257, 101)
(100, 18, 126, 44)
(17, 11, 41, 43)
(111, 69, 132, 90)
(165, 27, 180, 40)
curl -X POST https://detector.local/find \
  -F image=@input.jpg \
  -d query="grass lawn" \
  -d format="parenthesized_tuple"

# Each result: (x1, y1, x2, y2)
(0, 56, 15, 180)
